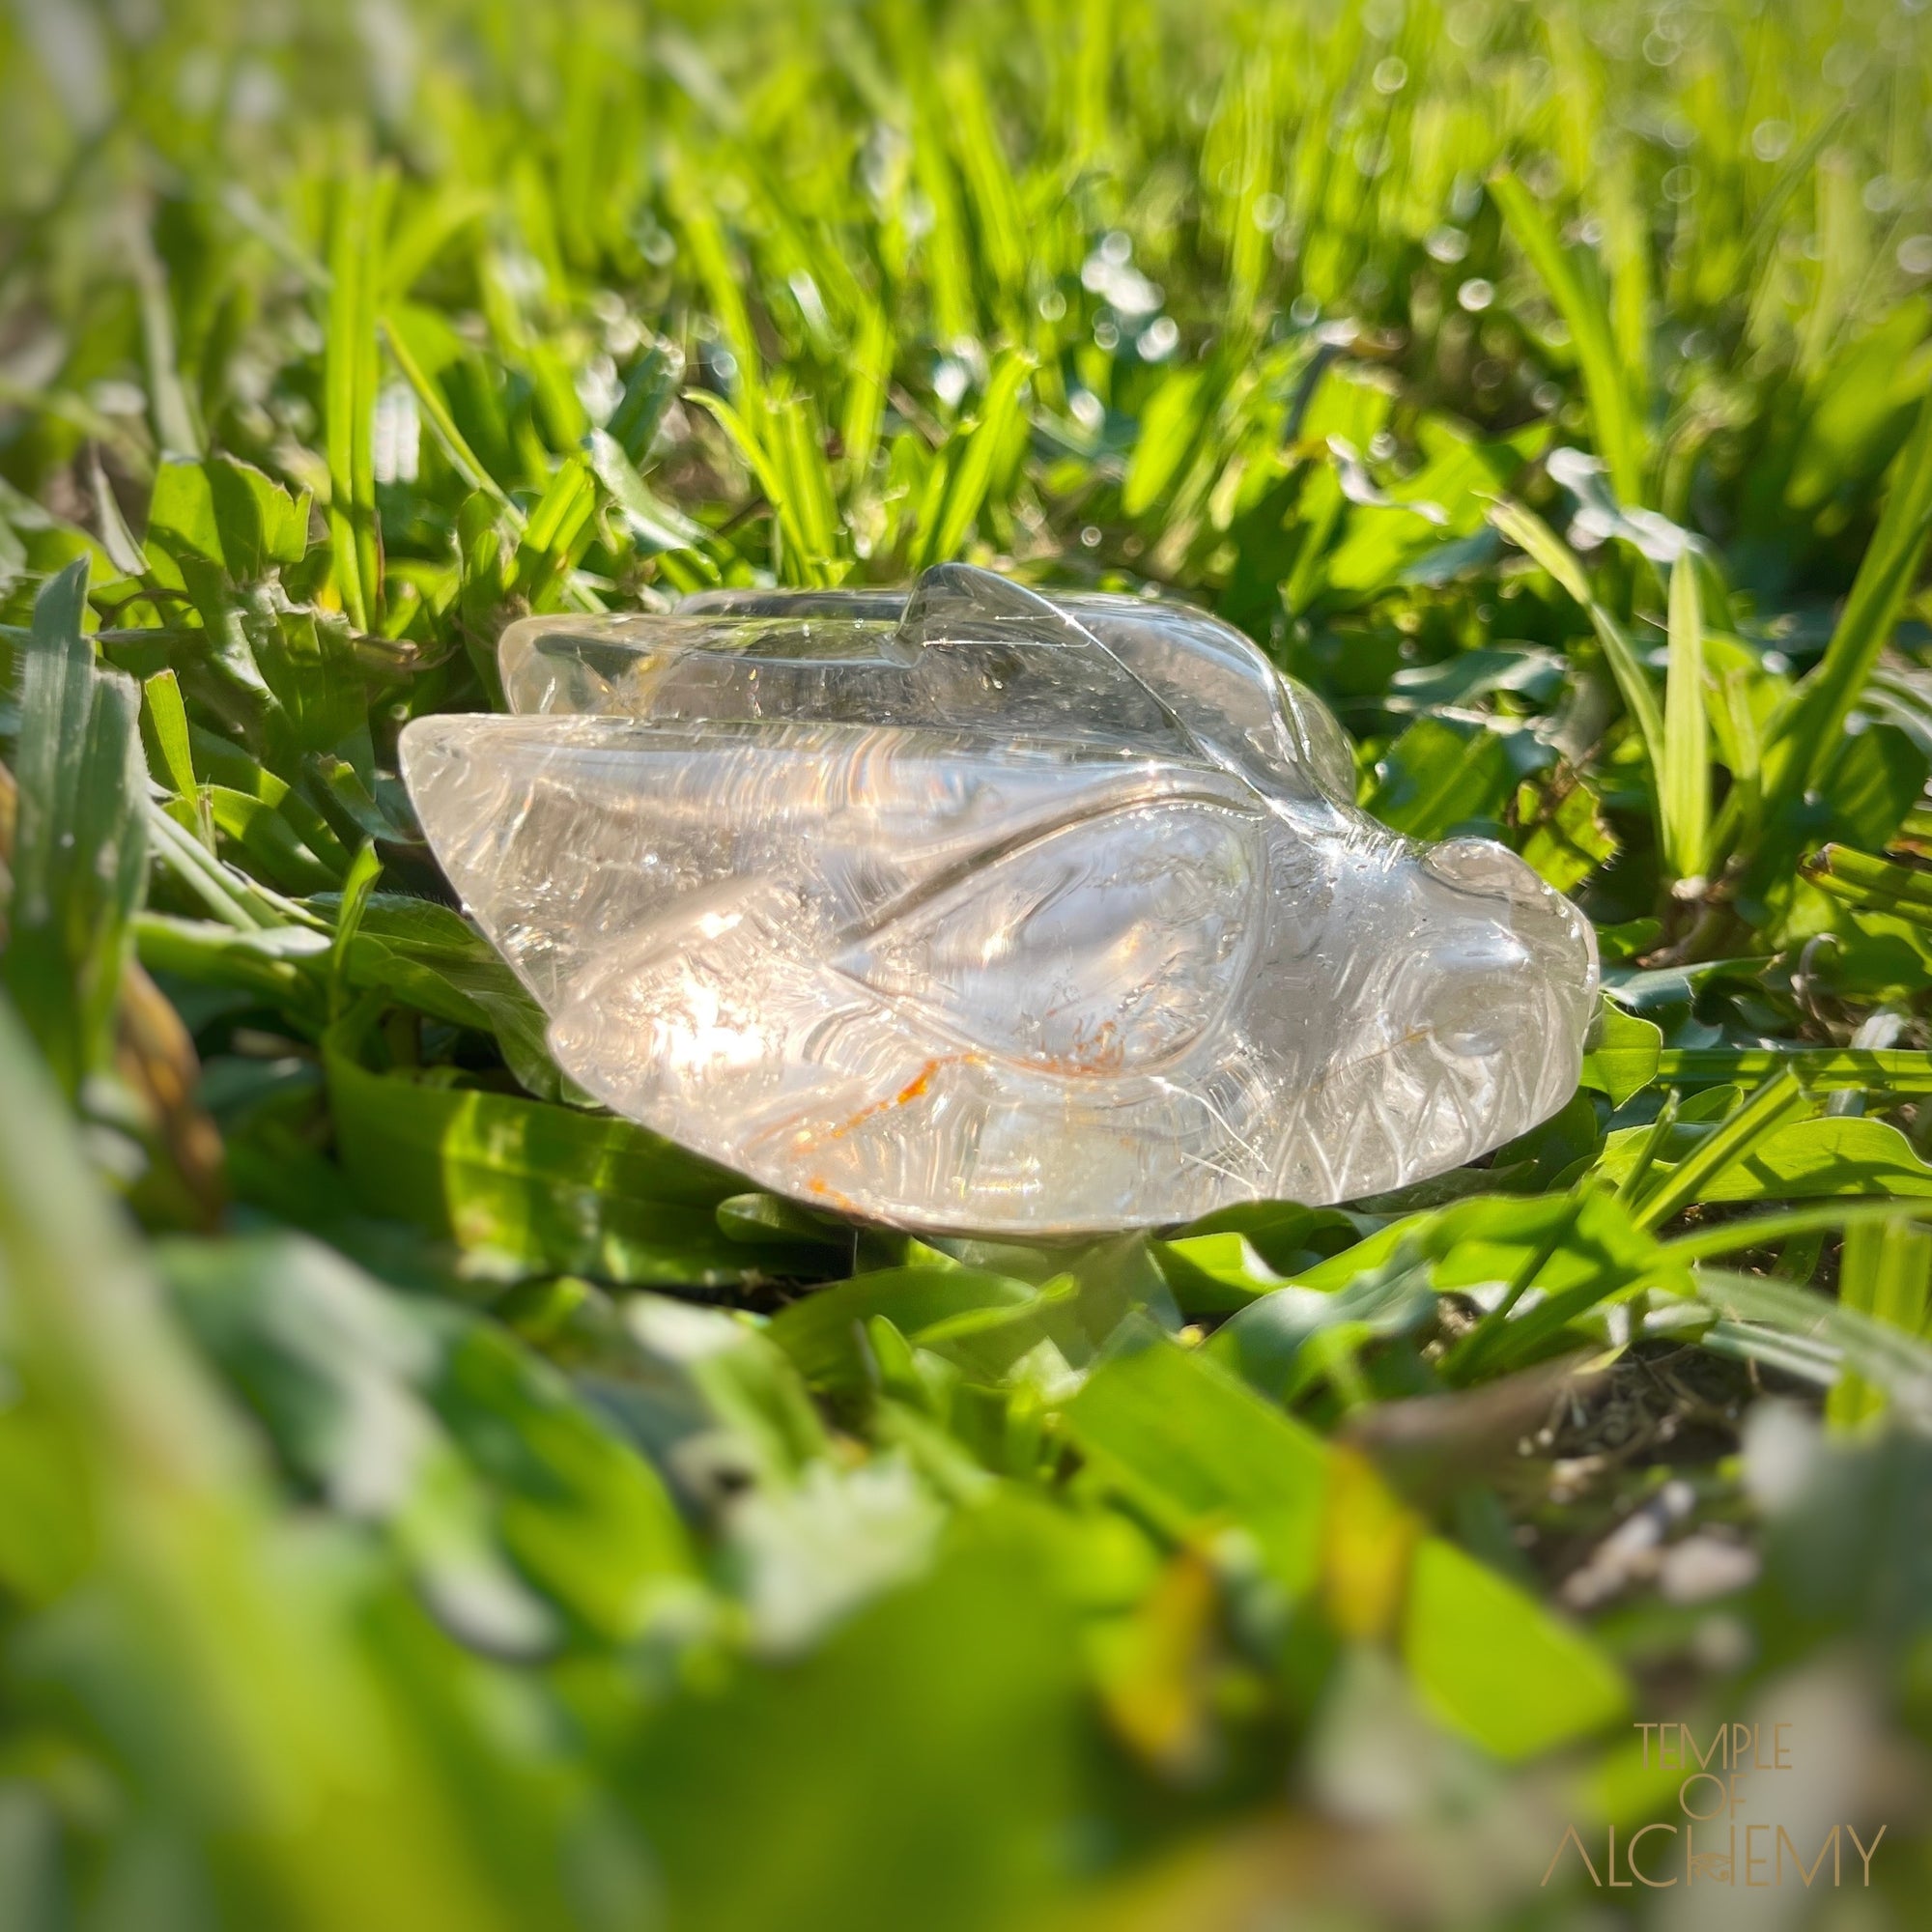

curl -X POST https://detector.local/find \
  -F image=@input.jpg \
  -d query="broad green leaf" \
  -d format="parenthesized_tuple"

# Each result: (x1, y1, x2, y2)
(432, 1309, 698, 1636)
(1629, 1070, 1809, 1228)
(242, 590, 369, 756)
(197, 782, 346, 892)
(1206, 1247, 1436, 1401)
(324, 1025, 812, 1286)
(329, 895, 564, 1097)
(1599, 1115, 1932, 1206)
(0, 1391, 91, 1604)
(1402, 1536, 1628, 1760)
(0, 996, 553, 1931)
(770, 1266, 1043, 1394)
(626, 1511, 1081, 1932)
(625, 1292, 833, 1488)
(1153, 1230, 1289, 1313)
(717, 1191, 854, 1254)
(145, 456, 310, 586)
(164, 1232, 548, 1650)
(1364, 713, 1550, 840)
(1578, 998, 1662, 1106)
(1428, 1190, 1679, 1376)
(1520, 772, 1617, 895)
(1067, 1329, 1627, 1758)
(1157, 1203, 1368, 1311)
(1063, 1326, 1329, 1600)
(1231, 1190, 1676, 1382)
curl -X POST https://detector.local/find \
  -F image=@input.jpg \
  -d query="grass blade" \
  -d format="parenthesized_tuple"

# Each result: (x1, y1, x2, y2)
(325, 167, 395, 631)
(1828, 1218, 1932, 1428)
(1803, 842, 1932, 928)
(919, 349, 1034, 566)
(1631, 1071, 1808, 1231)
(383, 309, 514, 511)
(1654, 1046, 1932, 1093)
(1661, 554, 1708, 883)
(1492, 169, 1644, 506)
(1488, 497, 1665, 784)
(1758, 389, 1932, 836)
(3, 559, 147, 1095)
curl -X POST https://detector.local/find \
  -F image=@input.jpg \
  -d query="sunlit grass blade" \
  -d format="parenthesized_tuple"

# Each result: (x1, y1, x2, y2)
(141, 668, 197, 799)
(1631, 1070, 1807, 1231)
(11, 6, 1932, 1919)
(1828, 1217, 1932, 1429)
(1654, 1046, 1932, 1093)
(1803, 842, 1932, 928)
(941, 56, 1028, 318)
(1600, 153, 1651, 431)
(325, 166, 396, 632)
(918, 349, 1035, 566)
(1757, 388, 1932, 839)
(1492, 169, 1645, 507)
(1661, 553, 1708, 883)
(1695, 1266, 1932, 1428)
(838, 300, 893, 488)
(687, 388, 810, 582)
(1488, 497, 1665, 785)
(131, 228, 203, 460)
(383, 309, 514, 512)
(883, 9, 978, 345)
(668, 169, 767, 430)
(508, 453, 604, 610)
(1663, 1199, 1932, 1265)
(771, 388, 844, 583)
(3, 559, 147, 1095)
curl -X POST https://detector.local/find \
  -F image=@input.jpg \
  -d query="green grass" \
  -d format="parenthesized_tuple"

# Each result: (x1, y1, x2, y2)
(6, 1, 1932, 1925)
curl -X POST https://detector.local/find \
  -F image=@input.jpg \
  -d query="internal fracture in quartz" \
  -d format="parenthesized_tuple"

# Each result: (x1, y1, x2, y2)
(400, 565, 1598, 1235)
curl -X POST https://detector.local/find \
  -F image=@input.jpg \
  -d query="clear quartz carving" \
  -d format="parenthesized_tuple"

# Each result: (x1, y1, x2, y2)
(400, 565, 1597, 1235)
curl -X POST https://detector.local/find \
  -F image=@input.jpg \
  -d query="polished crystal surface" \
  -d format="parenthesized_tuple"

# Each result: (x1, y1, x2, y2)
(400, 565, 1597, 1235)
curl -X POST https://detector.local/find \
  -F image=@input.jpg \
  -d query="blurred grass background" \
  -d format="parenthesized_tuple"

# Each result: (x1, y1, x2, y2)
(7, 0, 1932, 1926)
